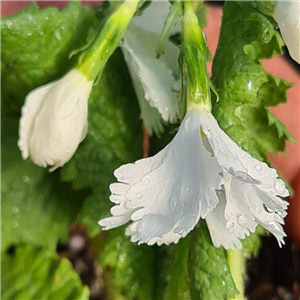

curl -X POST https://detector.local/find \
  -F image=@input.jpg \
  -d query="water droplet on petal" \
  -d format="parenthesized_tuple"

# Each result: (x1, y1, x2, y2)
(275, 180, 286, 195)
(137, 193, 142, 199)
(185, 187, 190, 192)
(255, 164, 262, 171)
(23, 107, 29, 115)
(126, 200, 131, 207)
(145, 179, 150, 185)
(175, 172, 181, 178)
(237, 215, 251, 228)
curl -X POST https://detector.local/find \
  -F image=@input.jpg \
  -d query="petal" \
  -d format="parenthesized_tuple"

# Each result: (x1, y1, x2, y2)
(122, 50, 165, 136)
(200, 109, 289, 198)
(274, 1, 300, 64)
(223, 173, 288, 246)
(18, 69, 93, 170)
(99, 110, 224, 245)
(206, 189, 242, 250)
(223, 173, 258, 239)
(122, 8, 180, 124)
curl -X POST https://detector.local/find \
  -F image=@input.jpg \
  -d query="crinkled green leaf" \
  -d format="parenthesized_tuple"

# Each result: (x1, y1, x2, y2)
(61, 50, 143, 236)
(1, 246, 89, 300)
(1, 115, 84, 251)
(1, 2, 96, 114)
(161, 239, 191, 300)
(247, 1, 276, 17)
(100, 227, 154, 300)
(212, 1, 293, 162)
(212, 1, 294, 257)
(188, 221, 238, 300)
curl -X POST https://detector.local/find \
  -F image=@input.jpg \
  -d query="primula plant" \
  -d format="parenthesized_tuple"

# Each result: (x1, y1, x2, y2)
(1, 1, 299, 300)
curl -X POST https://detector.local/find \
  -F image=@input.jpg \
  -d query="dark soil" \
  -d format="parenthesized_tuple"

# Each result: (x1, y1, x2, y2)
(57, 225, 300, 300)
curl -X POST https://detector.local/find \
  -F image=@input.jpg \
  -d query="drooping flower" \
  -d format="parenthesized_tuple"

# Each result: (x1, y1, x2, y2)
(18, 69, 93, 171)
(18, 1, 139, 170)
(99, 105, 289, 249)
(273, 1, 300, 64)
(121, 1, 180, 136)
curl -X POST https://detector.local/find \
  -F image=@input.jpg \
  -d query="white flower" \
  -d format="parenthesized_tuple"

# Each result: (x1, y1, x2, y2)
(18, 69, 93, 171)
(99, 107, 289, 249)
(121, 1, 180, 136)
(273, 1, 300, 64)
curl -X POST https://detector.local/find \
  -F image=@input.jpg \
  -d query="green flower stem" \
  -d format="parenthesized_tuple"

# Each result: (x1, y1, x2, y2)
(227, 249, 245, 300)
(182, 1, 211, 110)
(77, 1, 139, 81)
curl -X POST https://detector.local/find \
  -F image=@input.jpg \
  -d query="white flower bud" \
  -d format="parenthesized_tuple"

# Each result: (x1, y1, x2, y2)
(274, 1, 300, 64)
(18, 69, 93, 171)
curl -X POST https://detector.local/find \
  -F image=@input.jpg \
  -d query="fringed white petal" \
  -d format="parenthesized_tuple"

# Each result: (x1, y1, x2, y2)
(274, 1, 300, 64)
(122, 48, 165, 136)
(122, 3, 180, 126)
(18, 69, 93, 171)
(223, 173, 287, 247)
(200, 110, 289, 198)
(99, 110, 224, 245)
(206, 189, 242, 250)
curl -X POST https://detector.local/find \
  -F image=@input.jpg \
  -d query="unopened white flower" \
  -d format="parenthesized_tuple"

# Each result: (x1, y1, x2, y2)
(18, 69, 93, 171)
(122, 1, 180, 135)
(273, 1, 300, 64)
(99, 106, 289, 249)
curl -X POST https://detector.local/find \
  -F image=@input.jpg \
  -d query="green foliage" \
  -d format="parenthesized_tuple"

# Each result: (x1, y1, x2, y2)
(1, 246, 89, 300)
(161, 239, 191, 300)
(1, 2, 96, 113)
(212, 1, 293, 162)
(1, 114, 83, 251)
(212, 1, 293, 256)
(188, 222, 238, 300)
(101, 227, 154, 300)
(61, 49, 143, 236)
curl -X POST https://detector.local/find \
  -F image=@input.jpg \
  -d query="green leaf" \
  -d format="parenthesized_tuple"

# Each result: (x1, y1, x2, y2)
(100, 227, 154, 300)
(1, 246, 89, 300)
(212, 1, 293, 161)
(61, 49, 143, 236)
(1, 114, 84, 251)
(1, 2, 97, 114)
(188, 221, 238, 300)
(162, 239, 191, 300)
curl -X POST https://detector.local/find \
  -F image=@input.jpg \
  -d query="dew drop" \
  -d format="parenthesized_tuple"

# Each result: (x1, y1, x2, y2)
(255, 164, 262, 171)
(185, 187, 190, 192)
(165, 107, 169, 112)
(12, 222, 18, 228)
(12, 207, 19, 214)
(126, 200, 132, 207)
(237, 215, 250, 227)
(212, 138, 218, 146)
(115, 200, 120, 205)
(22, 176, 29, 183)
(175, 172, 181, 178)
(275, 180, 286, 195)
(140, 168, 144, 172)
(22, 107, 29, 115)
(145, 179, 150, 185)
(137, 193, 142, 199)
(164, 180, 170, 187)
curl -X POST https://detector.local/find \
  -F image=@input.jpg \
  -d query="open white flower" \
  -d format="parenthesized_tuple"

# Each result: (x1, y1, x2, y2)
(273, 1, 300, 64)
(122, 1, 180, 135)
(99, 106, 289, 249)
(18, 69, 93, 171)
